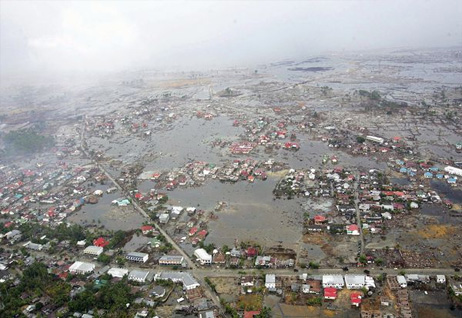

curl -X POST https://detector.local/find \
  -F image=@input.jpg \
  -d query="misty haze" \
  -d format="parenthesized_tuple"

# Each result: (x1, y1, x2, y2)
(0, 1, 462, 318)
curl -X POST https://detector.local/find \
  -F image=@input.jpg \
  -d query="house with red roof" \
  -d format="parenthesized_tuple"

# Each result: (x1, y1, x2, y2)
(246, 247, 257, 258)
(324, 287, 337, 300)
(141, 225, 154, 235)
(4, 221, 13, 228)
(93, 237, 109, 248)
(197, 230, 208, 240)
(244, 311, 261, 318)
(346, 224, 360, 235)
(351, 292, 362, 307)
(189, 227, 198, 237)
(314, 215, 327, 225)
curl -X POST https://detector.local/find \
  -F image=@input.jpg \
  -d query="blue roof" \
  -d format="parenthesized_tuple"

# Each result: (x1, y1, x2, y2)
(424, 172, 433, 177)
(400, 167, 408, 173)
(436, 174, 444, 179)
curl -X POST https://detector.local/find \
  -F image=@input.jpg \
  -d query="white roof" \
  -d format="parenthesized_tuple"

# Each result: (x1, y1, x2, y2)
(108, 267, 129, 277)
(69, 261, 95, 272)
(84, 245, 103, 253)
(322, 275, 344, 285)
(397, 275, 407, 284)
(265, 274, 276, 283)
(344, 274, 365, 285)
(436, 275, 446, 280)
(129, 269, 150, 280)
(194, 248, 212, 260)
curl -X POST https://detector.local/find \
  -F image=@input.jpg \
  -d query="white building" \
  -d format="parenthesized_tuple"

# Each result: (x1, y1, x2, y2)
(365, 276, 376, 289)
(444, 166, 462, 177)
(302, 284, 311, 294)
(436, 275, 446, 284)
(344, 275, 365, 289)
(159, 213, 170, 224)
(265, 274, 276, 290)
(128, 270, 151, 283)
(366, 135, 384, 144)
(83, 245, 104, 256)
(107, 267, 129, 278)
(126, 252, 149, 263)
(23, 241, 43, 251)
(69, 261, 95, 274)
(322, 275, 345, 289)
(397, 275, 407, 288)
(194, 248, 212, 265)
(154, 271, 200, 290)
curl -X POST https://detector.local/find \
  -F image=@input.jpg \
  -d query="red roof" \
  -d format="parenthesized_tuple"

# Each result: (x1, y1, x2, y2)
(135, 193, 143, 199)
(246, 247, 257, 257)
(324, 287, 337, 299)
(141, 225, 153, 232)
(351, 292, 362, 304)
(314, 215, 326, 222)
(93, 237, 109, 247)
(347, 224, 359, 232)
(197, 230, 208, 238)
(4, 221, 13, 228)
(189, 227, 198, 236)
(244, 311, 261, 318)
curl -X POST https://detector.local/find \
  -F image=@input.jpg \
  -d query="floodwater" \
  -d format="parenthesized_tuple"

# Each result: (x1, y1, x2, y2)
(431, 180, 462, 204)
(420, 203, 461, 225)
(169, 177, 305, 248)
(67, 183, 145, 230)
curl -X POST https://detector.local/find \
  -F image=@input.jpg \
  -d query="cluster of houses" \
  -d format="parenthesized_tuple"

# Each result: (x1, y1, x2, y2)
(0, 160, 116, 228)
(302, 165, 454, 241)
(262, 273, 376, 307)
(391, 158, 459, 186)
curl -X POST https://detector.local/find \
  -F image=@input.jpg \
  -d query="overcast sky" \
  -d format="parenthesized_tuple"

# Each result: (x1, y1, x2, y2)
(1, 0, 461, 76)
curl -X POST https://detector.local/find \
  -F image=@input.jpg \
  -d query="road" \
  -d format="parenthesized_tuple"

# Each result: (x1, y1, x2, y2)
(194, 267, 460, 278)
(354, 173, 365, 255)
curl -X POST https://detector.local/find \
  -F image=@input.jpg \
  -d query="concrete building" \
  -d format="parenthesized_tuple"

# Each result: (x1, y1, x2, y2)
(159, 213, 170, 224)
(159, 255, 186, 266)
(322, 275, 345, 289)
(265, 274, 276, 290)
(23, 241, 43, 251)
(107, 267, 129, 278)
(128, 270, 151, 283)
(83, 245, 104, 256)
(194, 248, 212, 265)
(154, 271, 200, 290)
(444, 166, 462, 177)
(126, 252, 149, 263)
(397, 275, 407, 288)
(366, 135, 384, 144)
(436, 275, 446, 284)
(69, 261, 95, 274)
(344, 275, 366, 289)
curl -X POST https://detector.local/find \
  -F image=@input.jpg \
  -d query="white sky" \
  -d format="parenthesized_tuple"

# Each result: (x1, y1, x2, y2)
(1, 0, 461, 75)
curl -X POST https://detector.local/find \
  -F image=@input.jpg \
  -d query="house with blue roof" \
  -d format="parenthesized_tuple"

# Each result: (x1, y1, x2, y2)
(399, 167, 408, 174)
(424, 172, 433, 178)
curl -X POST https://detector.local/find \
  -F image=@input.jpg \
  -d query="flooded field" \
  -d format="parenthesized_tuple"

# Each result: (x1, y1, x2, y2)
(169, 178, 304, 248)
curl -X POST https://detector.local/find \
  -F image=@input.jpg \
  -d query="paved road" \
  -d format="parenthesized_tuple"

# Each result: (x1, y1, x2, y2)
(354, 174, 365, 255)
(80, 117, 196, 268)
(194, 267, 460, 278)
